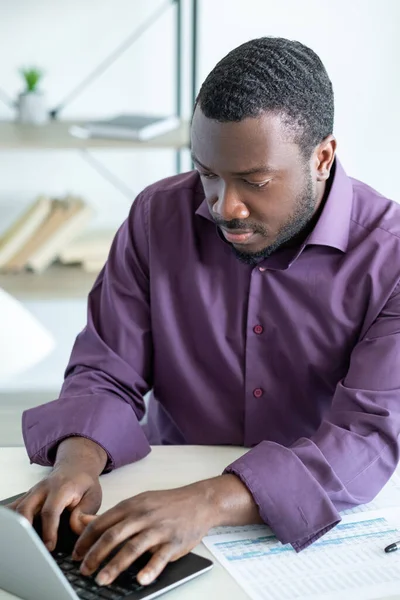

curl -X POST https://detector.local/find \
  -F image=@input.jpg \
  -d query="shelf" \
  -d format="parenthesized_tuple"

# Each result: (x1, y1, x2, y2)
(0, 120, 190, 150)
(0, 265, 97, 300)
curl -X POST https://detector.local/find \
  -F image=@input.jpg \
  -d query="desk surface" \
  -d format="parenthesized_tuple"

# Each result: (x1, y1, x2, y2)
(1, 445, 400, 600)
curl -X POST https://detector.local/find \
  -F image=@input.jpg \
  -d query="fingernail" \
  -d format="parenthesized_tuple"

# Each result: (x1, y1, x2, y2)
(139, 572, 152, 585)
(80, 563, 90, 576)
(45, 541, 55, 552)
(96, 572, 111, 586)
(71, 551, 81, 561)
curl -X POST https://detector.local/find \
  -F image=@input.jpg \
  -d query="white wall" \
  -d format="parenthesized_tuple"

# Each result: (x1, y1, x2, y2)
(1, 0, 400, 391)
(199, 0, 400, 198)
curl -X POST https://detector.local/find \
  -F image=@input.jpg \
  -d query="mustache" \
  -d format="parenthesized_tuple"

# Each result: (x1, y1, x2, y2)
(213, 218, 254, 231)
(213, 218, 266, 235)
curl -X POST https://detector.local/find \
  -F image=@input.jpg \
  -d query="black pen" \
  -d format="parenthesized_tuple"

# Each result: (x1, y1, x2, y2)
(384, 541, 400, 553)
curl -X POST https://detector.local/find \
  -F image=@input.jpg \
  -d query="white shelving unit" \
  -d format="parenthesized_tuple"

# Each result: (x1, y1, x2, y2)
(0, 120, 190, 301)
(0, 264, 98, 301)
(0, 120, 190, 150)
(0, 1, 198, 302)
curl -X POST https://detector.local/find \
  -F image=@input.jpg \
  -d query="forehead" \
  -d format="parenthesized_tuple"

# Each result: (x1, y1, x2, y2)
(190, 107, 300, 172)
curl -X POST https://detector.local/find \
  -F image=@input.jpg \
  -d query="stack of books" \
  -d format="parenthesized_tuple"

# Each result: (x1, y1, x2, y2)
(69, 114, 180, 142)
(58, 229, 116, 273)
(0, 195, 93, 274)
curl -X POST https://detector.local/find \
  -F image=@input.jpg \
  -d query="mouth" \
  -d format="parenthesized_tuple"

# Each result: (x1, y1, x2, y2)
(221, 228, 256, 245)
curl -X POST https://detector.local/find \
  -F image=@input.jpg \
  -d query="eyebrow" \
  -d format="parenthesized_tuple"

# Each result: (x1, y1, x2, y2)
(191, 152, 277, 177)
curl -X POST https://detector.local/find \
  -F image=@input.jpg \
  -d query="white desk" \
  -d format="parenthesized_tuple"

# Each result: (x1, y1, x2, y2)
(1, 445, 400, 600)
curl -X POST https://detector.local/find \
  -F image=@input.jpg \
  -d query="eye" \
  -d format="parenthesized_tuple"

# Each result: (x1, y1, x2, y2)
(245, 180, 270, 189)
(200, 172, 218, 180)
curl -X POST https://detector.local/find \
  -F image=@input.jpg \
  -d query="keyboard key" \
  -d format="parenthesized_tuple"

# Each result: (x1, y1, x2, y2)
(83, 594, 99, 600)
(73, 587, 95, 600)
(64, 556, 81, 567)
(76, 578, 92, 589)
(109, 584, 132, 596)
(96, 588, 124, 600)
(67, 568, 81, 578)
(78, 581, 100, 593)
(58, 552, 152, 598)
(59, 561, 75, 571)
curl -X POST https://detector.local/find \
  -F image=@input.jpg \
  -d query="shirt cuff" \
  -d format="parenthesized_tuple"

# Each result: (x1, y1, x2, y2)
(22, 394, 151, 471)
(224, 441, 340, 549)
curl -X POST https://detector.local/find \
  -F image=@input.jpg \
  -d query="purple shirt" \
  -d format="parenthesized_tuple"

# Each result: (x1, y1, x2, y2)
(23, 158, 400, 551)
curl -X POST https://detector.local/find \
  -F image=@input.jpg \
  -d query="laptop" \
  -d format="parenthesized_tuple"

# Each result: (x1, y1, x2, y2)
(0, 494, 213, 600)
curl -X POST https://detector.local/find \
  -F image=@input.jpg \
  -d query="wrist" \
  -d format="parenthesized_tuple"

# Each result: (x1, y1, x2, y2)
(54, 436, 108, 477)
(202, 474, 263, 528)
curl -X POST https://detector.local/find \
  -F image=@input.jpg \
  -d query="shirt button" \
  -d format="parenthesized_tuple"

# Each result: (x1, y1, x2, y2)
(258, 267, 266, 272)
(253, 325, 264, 335)
(253, 388, 264, 398)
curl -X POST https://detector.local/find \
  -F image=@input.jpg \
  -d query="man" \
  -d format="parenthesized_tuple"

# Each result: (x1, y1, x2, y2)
(13, 36, 400, 587)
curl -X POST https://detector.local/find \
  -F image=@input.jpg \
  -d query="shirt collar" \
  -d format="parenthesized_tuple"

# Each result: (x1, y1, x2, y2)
(195, 156, 353, 255)
(305, 158, 352, 253)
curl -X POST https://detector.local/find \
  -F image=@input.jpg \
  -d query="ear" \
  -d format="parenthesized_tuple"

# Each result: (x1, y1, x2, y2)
(313, 135, 337, 182)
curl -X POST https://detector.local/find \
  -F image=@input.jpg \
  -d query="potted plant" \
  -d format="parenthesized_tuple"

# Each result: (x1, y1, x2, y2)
(17, 67, 48, 125)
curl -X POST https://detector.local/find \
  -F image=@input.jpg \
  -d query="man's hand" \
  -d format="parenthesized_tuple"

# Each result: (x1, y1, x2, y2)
(73, 474, 262, 587)
(8, 437, 107, 551)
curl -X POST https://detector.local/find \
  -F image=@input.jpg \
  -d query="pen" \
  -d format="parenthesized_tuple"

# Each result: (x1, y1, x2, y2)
(384, 541, 400, 553)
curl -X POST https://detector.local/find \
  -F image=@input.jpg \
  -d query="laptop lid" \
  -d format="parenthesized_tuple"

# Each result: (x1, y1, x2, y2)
(0, 505, 77, 600)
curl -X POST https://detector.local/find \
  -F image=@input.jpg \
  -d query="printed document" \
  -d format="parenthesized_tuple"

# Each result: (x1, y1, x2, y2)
(203, 473, 400, 600)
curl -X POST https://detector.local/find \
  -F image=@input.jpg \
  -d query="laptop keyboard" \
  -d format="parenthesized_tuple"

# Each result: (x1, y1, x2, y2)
(54, 551, 154, 599)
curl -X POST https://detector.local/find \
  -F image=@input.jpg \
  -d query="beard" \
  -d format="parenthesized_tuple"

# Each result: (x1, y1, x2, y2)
(223, 170, 317, 266)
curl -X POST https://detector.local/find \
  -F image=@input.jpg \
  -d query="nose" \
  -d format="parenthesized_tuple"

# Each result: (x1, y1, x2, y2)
(212, 184, 250, 221)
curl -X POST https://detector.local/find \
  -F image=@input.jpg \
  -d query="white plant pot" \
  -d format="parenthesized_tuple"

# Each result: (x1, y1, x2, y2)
(17, 91, 48, 125)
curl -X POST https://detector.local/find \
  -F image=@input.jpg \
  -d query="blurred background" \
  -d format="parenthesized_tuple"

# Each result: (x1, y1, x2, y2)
(0, 0, 399, 445)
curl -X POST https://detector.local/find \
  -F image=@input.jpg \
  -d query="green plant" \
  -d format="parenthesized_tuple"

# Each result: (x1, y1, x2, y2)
(19, 67, 43, 92)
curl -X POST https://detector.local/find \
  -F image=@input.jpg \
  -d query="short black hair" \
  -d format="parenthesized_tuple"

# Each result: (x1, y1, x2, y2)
(195, 37, 334, 157)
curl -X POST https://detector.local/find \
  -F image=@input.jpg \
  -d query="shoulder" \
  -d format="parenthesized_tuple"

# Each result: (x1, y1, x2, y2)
(350, 177, 400, 243)
(138, 170, 203, 206)
(128, 171, 205, 236)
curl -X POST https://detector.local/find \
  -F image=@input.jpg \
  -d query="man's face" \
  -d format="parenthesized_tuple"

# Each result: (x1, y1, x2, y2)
(191, 107, 321, 264)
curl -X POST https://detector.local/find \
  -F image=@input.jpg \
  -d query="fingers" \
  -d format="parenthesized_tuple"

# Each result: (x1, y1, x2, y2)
(72, 503, 129, 560)
(11, 489, 62, 550)
(69, 486, 102, 535)
(40, 494, 71, 551)
(73, 483, 102, 516)
(76, 517, 146, 573)
(70, 513, 96, 536)
(15, 486, 85, 551)
(80, 514, 97, 526)
(136, 544, 177, 586)
(13, 490, 46, 525)
(6, 496, 26, 512)
(6, 471, 101, 554)
(95, 535, 174, 587)
(4, 492, 27, 510)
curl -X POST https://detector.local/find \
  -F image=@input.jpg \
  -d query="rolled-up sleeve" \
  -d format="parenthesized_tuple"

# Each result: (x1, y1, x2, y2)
(226, 284, 400, 550)
(23, 191, 153, 471)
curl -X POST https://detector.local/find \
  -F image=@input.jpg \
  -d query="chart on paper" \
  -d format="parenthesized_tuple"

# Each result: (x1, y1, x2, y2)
(203, 514, 400, 600)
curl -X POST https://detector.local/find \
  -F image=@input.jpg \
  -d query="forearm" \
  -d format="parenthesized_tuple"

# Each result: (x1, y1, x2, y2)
(55, 437, 108, 477)
(201, 474, 263, 527)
